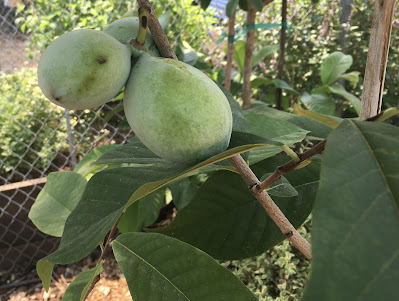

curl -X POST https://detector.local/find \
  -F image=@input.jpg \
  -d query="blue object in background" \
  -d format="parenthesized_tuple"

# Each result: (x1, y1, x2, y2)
(208, 0, 228, 20)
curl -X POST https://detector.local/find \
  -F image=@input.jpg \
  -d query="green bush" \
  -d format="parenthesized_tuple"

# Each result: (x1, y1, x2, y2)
(220, 221, 311, 301)
(0, 68, 68, 179)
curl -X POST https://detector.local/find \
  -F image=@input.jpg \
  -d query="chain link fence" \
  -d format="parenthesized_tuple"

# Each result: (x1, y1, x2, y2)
(0, 0, 321, 287)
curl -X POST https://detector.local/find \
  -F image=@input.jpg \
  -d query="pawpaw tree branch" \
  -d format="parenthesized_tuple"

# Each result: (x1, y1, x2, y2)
(138, 0, 312, 259)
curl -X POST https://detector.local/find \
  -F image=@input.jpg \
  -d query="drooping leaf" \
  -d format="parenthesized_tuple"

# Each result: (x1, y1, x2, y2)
(327, 83, 361, 114)
(320, 52, 353, 85)
(226, 0, 239, 18)
(251, 77, 272, 89)
(302, 120, 399, 301)
(218, 83, 249, 133)
(301, 92, 335, 116)
(246, 102, 332, 138)
(338, 71, 360, 87)
(74, 144, 120, 178)
(261, 173, 298, 197)
(200, 0, 212, 10)
(252, 45, 279, 67)
(293, 103, 341, 129)
(36, 131, 281, 287)
(169, 176, 206, 209)
(233, 40, 246, 73)
(152, 156, 320, 259)
(62, 263, 103, 301)
(244, 113, 310, 146)
(118, 189, 165, 233)
(29, 171, 87, 237)
(248, 0, 263, 11)
(36, 260, 54, 292)
(113, 232, 257, 300)
(375, 107, 399, 122)
(272, 79, 299, 95)
(239, 0, 249, 11)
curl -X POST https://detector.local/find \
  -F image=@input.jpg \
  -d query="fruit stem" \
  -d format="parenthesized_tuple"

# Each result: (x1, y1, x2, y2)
(136, 6, 150, 45)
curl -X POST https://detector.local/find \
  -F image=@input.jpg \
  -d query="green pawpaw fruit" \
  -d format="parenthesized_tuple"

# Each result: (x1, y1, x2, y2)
(38, 29, 131, 110)
(123, 54, 233, 163)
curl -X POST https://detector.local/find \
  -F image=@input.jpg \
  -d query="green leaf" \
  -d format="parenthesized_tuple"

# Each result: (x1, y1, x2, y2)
(28, 171, 87, 237)
(272, 79, 299, 94)
(251, 77, 272, 89)
(261, 173, 298, 197)
(320, 52, 353, 85)
(327, 83, 361, 114)
(118, 189, 165, 233)
(302, 120, 399, 301)
(293, 103, 341, 129)
(158, 11, 171, 32)
(246, 103, 332, 138)
(218, 84, 249, 133)
(113, 232, 257, 300)
(201, 0, 212, 10)
(36, 131, 280, 286)
(152, 157, 320, 259)
(62, 263, 103, 301)
(36, 260, 54, 292)
(74, 145, 120, 178)
(245, 113, 310, 146)
(233, 40, 246, 73)
(248, 0, 264, 11)
(338, 71, 360, 87)
(226, 0, 239, 18)
(252, 45, 279, 67)
(376, 107, 399, 122)
(301, 92, 335, 115)
(169, 176, 204, 209)
(239, 0, 249, 11)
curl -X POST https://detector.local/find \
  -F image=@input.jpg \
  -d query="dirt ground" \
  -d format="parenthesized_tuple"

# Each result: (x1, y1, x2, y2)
(2, 255, 132, 301)
(0, 33, 38, 72)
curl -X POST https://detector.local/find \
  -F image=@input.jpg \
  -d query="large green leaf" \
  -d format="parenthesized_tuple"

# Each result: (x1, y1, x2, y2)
(245, 113, 310, 146)
(74, 144, 120, 178)
(302, 120, 399, 301)
(246, 103, 332, 138)
(62, 263, 103, 301)
(200, 0, 212, 10)
(152, 156, 320, 259)
(118, 189, 165, 233)
(248, 0, 263, 11)
(320, 52, 353, 85)
(233, 40, 246, 73)
(226, 0, 239, 18)
(252, 45, 279, 67)
(37, 132, 280, 288)
(272, 79, 299, 95)
(113, 232, 257, 300)
(327, 83, 361, 114)
(301, 92, 335, 116)
(28, 171, 87, 237)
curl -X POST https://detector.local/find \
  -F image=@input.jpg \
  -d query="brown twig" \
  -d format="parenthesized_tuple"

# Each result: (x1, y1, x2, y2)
(224, 11, 236, 91)
(229, 155, 312, 259)
(242, 3, 257, 110)
(255, 140, 326, 192)
(134, 0, 312, 260)
(84, 215, 122, 300)
(276, 0, 287, 110)
(360, 0, 397, 120)
(136, 0, 177, 59)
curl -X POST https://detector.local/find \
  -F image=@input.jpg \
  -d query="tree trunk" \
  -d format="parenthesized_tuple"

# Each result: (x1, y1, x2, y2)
(276, 0, 287, 110)
(224, 12, 236, 91)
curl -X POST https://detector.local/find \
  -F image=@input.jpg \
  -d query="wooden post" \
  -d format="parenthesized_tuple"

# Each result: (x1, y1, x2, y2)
(224, 12, 236, 91)
(360, 0, 397, 120)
